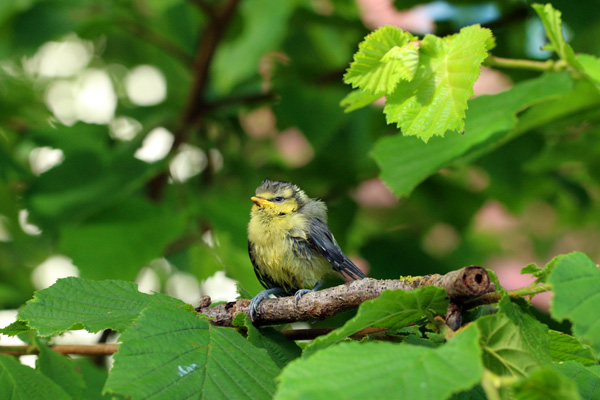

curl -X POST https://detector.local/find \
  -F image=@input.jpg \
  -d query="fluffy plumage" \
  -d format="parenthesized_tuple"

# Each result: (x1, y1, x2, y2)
(247, 179, 365, 319)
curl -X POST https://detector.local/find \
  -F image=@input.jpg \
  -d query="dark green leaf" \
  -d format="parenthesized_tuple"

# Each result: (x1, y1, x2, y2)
(549, 330, 596, 366)
(548, 252, 600, 357)
(477, 312, 542, 376)
(35, 338, 86, 399)
(104, 301, 280, 400)
(554, 361, 600, 400)
(304, 286, 449, 356)
(0, 354, 71, 400)
(18, 277, 184, 336)
(234, 313, 302, 368)
(513, 367, 582, 400)
(276, 324, 482, 400)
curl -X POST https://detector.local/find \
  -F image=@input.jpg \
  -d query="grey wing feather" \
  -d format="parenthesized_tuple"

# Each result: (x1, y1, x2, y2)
(308, 220, 365, 280)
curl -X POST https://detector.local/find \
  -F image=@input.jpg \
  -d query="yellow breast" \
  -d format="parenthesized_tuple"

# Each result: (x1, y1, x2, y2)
(248, 212, 330, 290)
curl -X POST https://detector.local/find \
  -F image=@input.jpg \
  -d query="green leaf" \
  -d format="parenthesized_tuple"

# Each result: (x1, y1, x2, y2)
(18, 277, 183, 336)
(60, 197, 186, 280)
(554, 361, 600, 400)
(275, 324, 482, 400)
(577, 54, 600, 84)
(532, 3, 582, 71)
(372, 72, 572, 197)
(0, 319, 30, 336)
(477, 312, 542, 377)
(234, 313, 302, 368)
(498, 297, 552, 365)
(344, 26, 417, 96)
(35, 338, 87, 399)
(104, 302, 280, 400)
(340, 89, 381, 113)
(304, 286, 449, 357)
(521, 256, 562, 283)
(384, 25, 492, 142)
(72, 359, 110, 400)
(549, 330, 596, 366)
(512, 367, 582, 400)
(548, 251, 600, 357)
(0, 354, 71, 400)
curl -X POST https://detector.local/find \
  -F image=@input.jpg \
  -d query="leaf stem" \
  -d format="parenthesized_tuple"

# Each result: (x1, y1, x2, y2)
(507, 283, 552, 298)
(481, 369, 502, 400)
(484, 56, 567, 72)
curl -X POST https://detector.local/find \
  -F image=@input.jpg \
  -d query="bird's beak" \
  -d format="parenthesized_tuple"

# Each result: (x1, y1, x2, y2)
(251, 196, 275, 209)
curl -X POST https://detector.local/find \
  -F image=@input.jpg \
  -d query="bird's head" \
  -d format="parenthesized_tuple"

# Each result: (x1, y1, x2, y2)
(250, 179, 309, 219)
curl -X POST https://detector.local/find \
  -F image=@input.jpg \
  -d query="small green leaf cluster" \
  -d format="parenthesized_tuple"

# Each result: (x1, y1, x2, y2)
(1, 251, 599, 399)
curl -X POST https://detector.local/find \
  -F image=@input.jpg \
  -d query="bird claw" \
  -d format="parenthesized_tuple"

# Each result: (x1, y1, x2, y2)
(249, 288, 284, 321)
(249, 292, 268, 321)
(294, 289, 312, 306)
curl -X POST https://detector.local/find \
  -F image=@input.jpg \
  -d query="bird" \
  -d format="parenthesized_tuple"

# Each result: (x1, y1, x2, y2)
(247, 179, 365, 320)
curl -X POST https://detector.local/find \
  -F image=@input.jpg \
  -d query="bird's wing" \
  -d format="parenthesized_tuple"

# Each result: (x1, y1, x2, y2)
(307, 220, 365, 280)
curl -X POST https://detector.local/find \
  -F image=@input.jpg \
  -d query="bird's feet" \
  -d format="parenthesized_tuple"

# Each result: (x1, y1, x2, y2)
(249, 288, 284, 321)
(294, 281, 323, 306)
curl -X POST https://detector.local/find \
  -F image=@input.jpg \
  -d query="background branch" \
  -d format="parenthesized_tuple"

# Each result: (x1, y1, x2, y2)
(196, 266, 495, 327)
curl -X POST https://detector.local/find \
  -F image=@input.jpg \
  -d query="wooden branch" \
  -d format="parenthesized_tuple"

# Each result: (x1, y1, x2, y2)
(1, 344, 118, 357)
(0, 328, 390, 356)
(196, 266, 494, 327)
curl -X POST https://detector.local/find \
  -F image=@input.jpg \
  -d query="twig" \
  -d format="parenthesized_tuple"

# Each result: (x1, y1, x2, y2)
(463, 282, 552, 309)
(0, 328, 390, 356)
(196, 266, 494, 327)
(0, 344, 118, 357)
(117, 19, 194, 66)
(148, 0, 242, 200)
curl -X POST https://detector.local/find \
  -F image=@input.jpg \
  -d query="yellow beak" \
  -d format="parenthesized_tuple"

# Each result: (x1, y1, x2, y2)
(251, 196, 275, 208)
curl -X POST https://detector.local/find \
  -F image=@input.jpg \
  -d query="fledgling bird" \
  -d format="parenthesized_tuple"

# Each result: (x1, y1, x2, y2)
(247, 179, 365, 320)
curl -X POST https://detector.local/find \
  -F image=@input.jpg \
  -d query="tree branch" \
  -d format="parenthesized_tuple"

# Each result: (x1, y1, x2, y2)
(0, 344, 118, 357)
(116, 19, 194, 66)
(196, 266, 495, 327)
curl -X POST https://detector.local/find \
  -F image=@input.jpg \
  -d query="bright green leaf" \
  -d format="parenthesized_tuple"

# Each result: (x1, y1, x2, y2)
(104, 301, 280, 400)
(521, 256, 562, 283)
(304, 286, 448, 357)
(372, 72, 572, 196)
(549, 330, 596, 366)
(384, 25, 492, 142)
(548, 251, 600, 357)
(0, 354, 71, 400)
(554, 361, 600, 400)
(340, 89, 381, 113)
(498, 297, 552, 365)
(477, 312, 541, 376)
(234, 313, 301, 368)
(344, 26, 417, 96)
(532, 3, 582, 71)
(578, 54, 600, 84)
(36, 338, 87, 399)
(276, 324, 482, 400)
(513, 367, 582, 400)
(18, 277, 183, 336)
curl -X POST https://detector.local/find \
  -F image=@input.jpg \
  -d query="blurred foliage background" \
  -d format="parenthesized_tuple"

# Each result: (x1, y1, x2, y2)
(1, 0, 599, 316)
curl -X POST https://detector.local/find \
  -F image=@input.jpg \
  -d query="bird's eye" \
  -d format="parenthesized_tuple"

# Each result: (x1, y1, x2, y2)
(273, 196, 284, 202)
